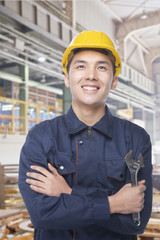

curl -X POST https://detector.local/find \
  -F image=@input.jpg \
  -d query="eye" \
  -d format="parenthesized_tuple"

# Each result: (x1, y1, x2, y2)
(98, 65, 106, 70)
(77, 65, 85, 69)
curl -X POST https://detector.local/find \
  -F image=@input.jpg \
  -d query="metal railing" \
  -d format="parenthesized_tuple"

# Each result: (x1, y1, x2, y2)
(120, 62, 155, 94)
(0, 96, 62, 135)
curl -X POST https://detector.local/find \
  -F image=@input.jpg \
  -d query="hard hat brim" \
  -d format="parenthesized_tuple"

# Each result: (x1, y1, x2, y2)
(62, 44, 121, 76)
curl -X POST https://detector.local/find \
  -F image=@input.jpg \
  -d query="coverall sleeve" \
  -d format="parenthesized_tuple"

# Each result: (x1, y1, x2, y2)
(18, 126, 110, 230)
(97, 129, 153, 235)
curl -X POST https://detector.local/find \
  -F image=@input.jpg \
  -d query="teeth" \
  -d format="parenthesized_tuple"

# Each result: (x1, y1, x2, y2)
(82, 86, 98, 90)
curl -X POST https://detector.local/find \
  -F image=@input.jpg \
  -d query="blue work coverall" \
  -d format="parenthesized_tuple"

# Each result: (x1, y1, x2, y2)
(18, 105, 152, 240)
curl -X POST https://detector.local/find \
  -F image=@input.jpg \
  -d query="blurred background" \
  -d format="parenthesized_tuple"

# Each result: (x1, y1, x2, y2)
(0, 0, 160, 239)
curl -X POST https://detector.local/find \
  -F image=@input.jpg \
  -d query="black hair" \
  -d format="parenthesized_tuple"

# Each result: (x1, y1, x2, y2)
(67, 48, 116, 76)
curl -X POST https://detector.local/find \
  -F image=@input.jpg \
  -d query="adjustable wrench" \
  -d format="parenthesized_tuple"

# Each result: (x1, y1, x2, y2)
(124, 150, 144, 226)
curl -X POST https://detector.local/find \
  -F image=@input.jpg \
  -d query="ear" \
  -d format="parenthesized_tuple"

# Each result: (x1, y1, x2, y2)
(64, 73, 70, 88)
(111, 76, 118, 90)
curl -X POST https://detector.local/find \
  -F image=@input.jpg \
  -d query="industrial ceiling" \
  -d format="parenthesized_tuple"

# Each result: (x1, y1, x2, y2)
(0, 0, 159, 97)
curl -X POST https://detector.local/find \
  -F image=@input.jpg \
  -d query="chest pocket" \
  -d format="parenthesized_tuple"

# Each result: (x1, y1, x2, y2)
(46, 137, 75, 174)
(97, 158, 127, 194)
(47, 148, 76, 186)
(47, 150, 75, 174)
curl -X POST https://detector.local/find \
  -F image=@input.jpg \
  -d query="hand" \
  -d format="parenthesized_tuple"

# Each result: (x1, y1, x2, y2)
(108, 180, 146, 215)
(26, 163, 72, 197)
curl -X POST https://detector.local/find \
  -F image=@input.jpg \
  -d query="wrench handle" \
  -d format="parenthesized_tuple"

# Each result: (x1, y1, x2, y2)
(133, 212, 141, 226)
(131, 171, 141, 226)
(131, 171, 138, 186)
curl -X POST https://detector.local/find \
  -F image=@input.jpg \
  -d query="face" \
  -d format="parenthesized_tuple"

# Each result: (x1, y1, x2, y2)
(64, 50, 118, 110)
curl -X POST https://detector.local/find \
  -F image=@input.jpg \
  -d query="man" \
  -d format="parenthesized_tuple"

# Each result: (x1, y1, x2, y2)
(18, 30, 152, 240)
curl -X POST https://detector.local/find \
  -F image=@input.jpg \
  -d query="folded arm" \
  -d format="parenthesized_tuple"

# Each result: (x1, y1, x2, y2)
(19, 125, 152, 234)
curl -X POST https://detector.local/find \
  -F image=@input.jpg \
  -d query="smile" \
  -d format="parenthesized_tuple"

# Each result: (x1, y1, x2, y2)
(82, 86, 99, 90)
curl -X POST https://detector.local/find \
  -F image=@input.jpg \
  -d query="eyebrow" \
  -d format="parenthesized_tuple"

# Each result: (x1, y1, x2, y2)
(98, 61, 110, 65)
(73, 60, 86, 65)
(73, 60, 110, 65)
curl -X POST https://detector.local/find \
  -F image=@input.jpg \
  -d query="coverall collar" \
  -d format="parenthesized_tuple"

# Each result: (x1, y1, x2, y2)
(65, 105, 113, 138)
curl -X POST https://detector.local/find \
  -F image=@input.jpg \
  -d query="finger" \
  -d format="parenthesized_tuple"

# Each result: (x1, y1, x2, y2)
(142, 196, 145, 205)
(26, 172, 47, 182)
(139, 184, 146, 192)
(141, 200, 144, 210)
(30, 165, 52, 177)
(26, 178, 45, 188)
(30, 184, 46, 194)
(138, 180, 145, 185)
(48, 163, 58, 176)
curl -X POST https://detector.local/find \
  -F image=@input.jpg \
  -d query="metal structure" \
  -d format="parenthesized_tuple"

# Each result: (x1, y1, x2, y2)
(0, 0, 159, 147)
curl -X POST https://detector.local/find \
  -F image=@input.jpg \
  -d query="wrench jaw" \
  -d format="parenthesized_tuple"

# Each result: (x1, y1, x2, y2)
(125, 151, 141, 186)
(124, 150, 145, 226)
(124, 150, 144, 169)
(124, 150, 144, 182)
(137, 153, 144, 168)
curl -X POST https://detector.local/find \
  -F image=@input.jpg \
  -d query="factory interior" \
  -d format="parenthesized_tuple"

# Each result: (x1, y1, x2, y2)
(0, 0, 160, 239)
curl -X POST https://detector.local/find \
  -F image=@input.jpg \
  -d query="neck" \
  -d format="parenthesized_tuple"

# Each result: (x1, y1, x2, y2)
(72, 103, 106, 126)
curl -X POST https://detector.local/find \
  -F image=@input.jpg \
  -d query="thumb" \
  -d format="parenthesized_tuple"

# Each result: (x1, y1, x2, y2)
(124, 183, 132, 188)
(138, 180, 146, 186)
(48, 163, 58, 176)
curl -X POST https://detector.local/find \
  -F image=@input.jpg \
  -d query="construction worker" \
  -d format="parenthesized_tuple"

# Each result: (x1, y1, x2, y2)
(19, 31, 152, 240)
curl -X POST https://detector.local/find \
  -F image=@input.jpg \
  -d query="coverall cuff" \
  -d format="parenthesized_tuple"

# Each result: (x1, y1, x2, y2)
(71, 186, 110, 224)
(93, 189, 110, 224)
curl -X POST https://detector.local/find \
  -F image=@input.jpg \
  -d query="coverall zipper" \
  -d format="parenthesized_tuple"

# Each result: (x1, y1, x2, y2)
(73, 140, 79, 239)
(87, 126, 92, 139)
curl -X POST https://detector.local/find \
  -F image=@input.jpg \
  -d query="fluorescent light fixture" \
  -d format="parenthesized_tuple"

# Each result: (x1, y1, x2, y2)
(38, 56, 46, 62)
(140, 10, 148, 20)
(40, 75, 46, 83)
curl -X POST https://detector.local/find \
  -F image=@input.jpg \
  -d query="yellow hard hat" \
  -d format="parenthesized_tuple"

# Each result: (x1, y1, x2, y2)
(62, 30, 121, 76)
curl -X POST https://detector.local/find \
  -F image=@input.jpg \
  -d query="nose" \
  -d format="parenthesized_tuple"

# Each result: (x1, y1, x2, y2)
(85, 67, 97, 81)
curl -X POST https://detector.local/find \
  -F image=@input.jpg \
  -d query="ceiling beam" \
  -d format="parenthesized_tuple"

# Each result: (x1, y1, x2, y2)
(100, 0, 123, 22)
(129, 35, 149, 54)
(116, 10, 160, 79)
(138, 45, 148, 76)
(125, 0, 148, 21)
(140, 35, 160, 42)
(0, 4, 68, 51)
(123, 34, 149, 63)
(0, 71, 63, 95)
(145, 46, 160, 78)
(0, 49, 63, 80)
(0, 71, 22, 83)
(116, 10, 160, 39)
(0, 62, 17, 70)
(133, 34, 150, 50)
